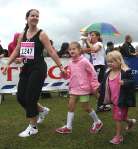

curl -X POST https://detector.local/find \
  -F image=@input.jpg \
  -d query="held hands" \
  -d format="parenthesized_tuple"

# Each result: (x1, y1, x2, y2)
(59, 65, 70, 79)
(59, 65, 66, 77)
(59, 65, 65, 74)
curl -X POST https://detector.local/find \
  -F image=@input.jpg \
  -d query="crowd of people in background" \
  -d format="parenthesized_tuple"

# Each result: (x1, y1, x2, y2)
(1, 33, 138, 60)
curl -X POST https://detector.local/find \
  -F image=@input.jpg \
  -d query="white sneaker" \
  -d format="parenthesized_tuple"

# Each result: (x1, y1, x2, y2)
(37, 107, 50, 124)
(18, 125, 38, 137)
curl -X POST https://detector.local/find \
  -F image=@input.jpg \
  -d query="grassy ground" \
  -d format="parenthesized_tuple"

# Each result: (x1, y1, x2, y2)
(0, 92, 138, 149)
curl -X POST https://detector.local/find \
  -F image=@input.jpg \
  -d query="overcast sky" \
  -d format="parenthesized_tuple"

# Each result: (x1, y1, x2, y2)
(0, 0, 138, 49)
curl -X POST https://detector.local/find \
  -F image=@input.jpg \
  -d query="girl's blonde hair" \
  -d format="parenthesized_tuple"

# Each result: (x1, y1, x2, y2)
(106, 50, 129, 71)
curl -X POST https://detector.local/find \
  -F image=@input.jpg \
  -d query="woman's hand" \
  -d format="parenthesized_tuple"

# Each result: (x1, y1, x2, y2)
(59, 66, 71, 79)
(60, 65, 67, 77)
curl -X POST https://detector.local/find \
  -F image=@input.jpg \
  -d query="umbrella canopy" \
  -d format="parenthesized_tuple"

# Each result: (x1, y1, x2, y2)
(80, 22, 120, 36)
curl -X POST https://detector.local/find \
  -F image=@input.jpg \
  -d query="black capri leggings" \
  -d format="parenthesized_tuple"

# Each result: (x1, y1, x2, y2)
(94, 65, 105, 107)
(94, 65, 105, 83)
(17, 63, 47, 118)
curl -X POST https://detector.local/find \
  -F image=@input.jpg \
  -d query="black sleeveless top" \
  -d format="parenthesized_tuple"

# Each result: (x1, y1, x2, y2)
(21, 29, 45, 65)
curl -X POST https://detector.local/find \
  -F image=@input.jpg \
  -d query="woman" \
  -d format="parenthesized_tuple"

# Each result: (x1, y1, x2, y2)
(83, 31, 110, 112)
(2, 9, 64, 137)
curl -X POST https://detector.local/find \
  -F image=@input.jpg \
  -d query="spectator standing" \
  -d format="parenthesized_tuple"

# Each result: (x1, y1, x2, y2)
(82, 31, 110, 112)
(120, 35, 137, 57)
(105, 41, 114, 55)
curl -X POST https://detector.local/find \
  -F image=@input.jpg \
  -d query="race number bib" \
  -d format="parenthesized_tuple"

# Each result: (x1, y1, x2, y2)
(20, 42, 34, 59)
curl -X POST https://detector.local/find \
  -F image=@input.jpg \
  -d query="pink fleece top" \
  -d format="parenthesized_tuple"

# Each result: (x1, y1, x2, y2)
(64, 55, 99, 95)
(109, 73, 121, 106)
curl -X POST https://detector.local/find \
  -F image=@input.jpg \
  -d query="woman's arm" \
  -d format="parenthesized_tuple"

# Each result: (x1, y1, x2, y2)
(91, 43, 102, 53)
(82, 41, 101, 53)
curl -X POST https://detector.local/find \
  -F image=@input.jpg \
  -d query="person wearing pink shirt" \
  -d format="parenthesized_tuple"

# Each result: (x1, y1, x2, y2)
(99, 51, 136, 144)
(8, 33, 20, 56)
(56, 41, 103, 134)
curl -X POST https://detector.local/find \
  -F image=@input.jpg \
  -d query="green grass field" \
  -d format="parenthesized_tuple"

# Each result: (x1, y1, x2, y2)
(0, 92, 138, 149)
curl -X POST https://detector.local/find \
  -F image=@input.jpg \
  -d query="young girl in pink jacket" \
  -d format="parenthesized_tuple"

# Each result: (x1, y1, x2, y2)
(56, 41, 103, 134)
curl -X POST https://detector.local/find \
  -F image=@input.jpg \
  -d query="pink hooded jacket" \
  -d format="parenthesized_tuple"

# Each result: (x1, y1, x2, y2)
(64, 55, 100, 95)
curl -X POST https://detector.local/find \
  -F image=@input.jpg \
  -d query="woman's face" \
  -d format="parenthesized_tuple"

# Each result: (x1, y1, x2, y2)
(27, 10, 39, 27)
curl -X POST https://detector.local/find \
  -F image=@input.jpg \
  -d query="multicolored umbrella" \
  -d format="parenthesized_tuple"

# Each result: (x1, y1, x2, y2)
(80, 22, 120, 36)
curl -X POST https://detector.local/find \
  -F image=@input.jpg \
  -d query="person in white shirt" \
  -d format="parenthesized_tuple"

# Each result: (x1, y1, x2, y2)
(82, 31, 111, 112)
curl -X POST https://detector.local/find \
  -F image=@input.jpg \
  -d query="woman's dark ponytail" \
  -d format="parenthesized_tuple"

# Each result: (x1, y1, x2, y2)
(24, 23, 29, 32)
(23, 9, 31, 32)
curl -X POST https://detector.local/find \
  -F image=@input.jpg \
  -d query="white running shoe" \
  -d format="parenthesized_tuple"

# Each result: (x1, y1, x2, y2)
(18, 125, 38, 137)
(37, 107, 50, 124)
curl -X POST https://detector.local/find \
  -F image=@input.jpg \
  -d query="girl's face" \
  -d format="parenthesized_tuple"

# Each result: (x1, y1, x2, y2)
(68, 44, 81, 58)
(89, 33, 98, 43)
(107, 59, 120, 70)
(27, 10, 39, 27)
